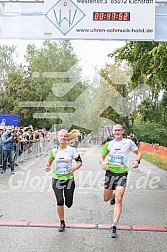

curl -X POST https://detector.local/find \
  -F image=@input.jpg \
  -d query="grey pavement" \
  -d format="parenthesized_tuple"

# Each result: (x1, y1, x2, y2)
(0, 145, 167, 252)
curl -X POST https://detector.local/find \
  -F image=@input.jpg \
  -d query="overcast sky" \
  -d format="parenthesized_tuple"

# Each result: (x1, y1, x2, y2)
(72, 40, 126, 80)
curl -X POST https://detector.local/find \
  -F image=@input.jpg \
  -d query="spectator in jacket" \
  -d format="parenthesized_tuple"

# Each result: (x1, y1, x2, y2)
(1, 126, 15, 174)
(0, 127, 3, 167)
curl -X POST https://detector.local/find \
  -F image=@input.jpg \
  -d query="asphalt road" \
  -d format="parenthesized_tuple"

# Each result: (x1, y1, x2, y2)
(0, 144, 167, 252)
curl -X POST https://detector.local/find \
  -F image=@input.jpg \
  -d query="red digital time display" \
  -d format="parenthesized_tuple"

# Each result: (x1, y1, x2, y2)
(93, 12, 130, 21)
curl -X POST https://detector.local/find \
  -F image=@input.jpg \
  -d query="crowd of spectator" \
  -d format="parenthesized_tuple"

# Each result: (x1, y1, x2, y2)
(0, 124, 54, 173)
(0, 125, 48, 151)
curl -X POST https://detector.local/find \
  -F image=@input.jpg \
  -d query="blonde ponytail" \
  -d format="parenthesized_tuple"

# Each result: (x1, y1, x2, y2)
(67, 129, 80, 141)
(58, 129, 80, 142)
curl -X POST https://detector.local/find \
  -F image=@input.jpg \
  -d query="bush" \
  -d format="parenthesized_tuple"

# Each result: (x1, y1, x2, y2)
(133, 121, 167, 146)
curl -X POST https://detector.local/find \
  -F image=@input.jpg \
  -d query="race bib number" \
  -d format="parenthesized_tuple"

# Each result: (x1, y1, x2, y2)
(109, 154, 124, 165)
(56, 164, 69, 174)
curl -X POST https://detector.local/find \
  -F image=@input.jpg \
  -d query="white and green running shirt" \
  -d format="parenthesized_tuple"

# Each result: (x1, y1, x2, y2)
(101, 138, 138, 174)
(49, 145, 78, 180)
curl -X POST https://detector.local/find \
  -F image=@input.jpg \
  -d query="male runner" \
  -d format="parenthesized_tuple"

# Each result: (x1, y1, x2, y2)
(99, 124, 142, 238)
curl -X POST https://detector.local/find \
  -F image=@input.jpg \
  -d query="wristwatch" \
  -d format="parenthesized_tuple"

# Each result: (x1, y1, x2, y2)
(136, 160, 140, 164)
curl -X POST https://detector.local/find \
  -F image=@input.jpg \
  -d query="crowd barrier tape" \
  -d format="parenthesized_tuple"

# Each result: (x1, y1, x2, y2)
(139, 142, 167, 162)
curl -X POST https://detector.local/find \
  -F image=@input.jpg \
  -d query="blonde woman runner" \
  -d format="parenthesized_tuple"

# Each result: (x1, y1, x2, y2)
(46, 129, 82, 232)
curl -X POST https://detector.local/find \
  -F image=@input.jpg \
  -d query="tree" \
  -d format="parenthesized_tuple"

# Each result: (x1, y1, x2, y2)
(108, 41, 167, 129)
(0, 72, 35, 126)
(0, 44, 18, 89)
(97, 63, 135, 133)
(160, 91, 167, 123)
(134, 121, 167, 146)
(23, 40, 90, 129)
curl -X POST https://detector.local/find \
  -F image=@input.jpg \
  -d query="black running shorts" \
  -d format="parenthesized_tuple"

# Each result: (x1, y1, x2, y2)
(104, 171, 128, 190)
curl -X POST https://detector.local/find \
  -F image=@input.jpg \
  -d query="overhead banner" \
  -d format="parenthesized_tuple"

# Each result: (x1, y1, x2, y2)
(0, 0, 155, 40)
(44, 0, 155, 40)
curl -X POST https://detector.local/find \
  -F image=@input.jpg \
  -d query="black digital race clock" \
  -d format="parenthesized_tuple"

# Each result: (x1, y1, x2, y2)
(93, 12, 130, 21)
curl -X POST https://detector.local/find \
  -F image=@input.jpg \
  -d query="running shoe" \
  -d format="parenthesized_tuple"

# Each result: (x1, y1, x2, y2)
(58, 222, 65, 232)
(110, 198, 115, 205)
(109, 225, 118, 238)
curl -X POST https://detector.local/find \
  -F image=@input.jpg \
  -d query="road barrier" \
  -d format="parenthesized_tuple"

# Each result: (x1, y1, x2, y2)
(0, 139, 54, 168)
(139, 142, 167, 162)
(0, 143, 2, 167)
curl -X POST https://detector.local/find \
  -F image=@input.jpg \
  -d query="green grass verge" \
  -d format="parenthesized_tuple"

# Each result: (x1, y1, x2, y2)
(142, 151, 167, 170)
